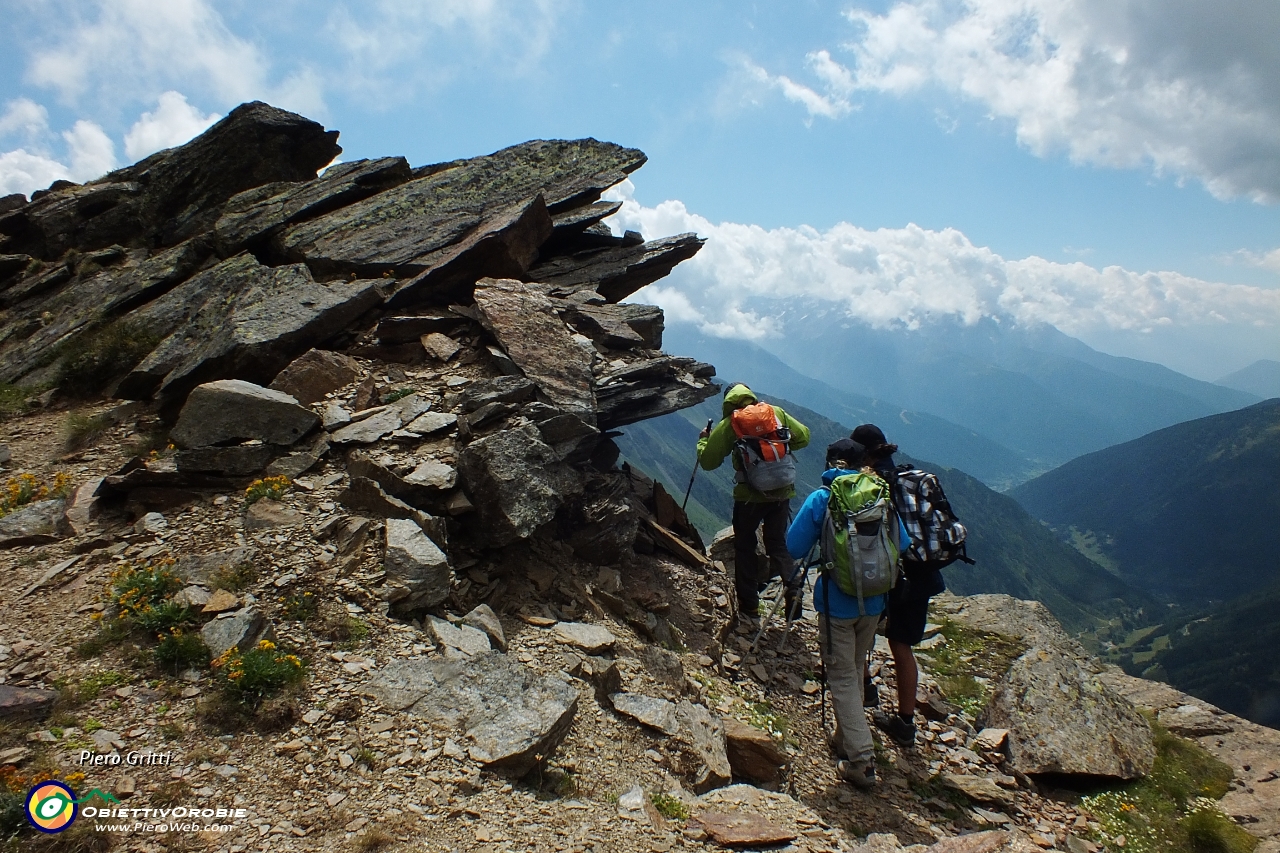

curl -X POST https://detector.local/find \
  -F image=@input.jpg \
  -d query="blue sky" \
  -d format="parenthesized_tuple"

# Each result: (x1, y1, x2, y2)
(3, 0, 1279, 380)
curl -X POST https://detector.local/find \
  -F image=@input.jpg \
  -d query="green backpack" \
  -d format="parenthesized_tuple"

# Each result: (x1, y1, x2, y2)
(820, 471, 902, 614)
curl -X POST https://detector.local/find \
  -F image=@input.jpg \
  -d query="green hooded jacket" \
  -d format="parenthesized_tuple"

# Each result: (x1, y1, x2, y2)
(696, 384, 811, 502)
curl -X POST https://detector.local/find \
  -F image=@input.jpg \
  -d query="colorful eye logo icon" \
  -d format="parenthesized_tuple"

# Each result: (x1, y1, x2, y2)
(27, 781, 77, 833)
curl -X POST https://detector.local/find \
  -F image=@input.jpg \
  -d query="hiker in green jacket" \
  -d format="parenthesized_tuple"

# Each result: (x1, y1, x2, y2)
(697, 384, 810, 617)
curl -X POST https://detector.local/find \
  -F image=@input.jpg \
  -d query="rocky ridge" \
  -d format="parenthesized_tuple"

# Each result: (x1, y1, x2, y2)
(0, 103, 1274, 853)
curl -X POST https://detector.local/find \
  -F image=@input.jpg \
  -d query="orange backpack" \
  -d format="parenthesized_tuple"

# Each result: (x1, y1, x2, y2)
(730, 403, 796, 490)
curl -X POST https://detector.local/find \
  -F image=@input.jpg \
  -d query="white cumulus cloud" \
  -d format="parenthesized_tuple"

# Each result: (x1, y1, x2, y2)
(603, 179, 1280, 352)
(24, 0, 324, 116)
(754, 0, 1280, 202)
(124, 92, 221, 161)
(0, 99, 118, 197)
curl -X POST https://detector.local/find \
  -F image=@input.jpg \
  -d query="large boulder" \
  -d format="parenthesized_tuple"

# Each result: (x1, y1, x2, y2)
(267, 349, 360, 405)
(383, 518, 451, 610)
(473, 277, 596, 423)
(117, 255, 383, 400)
(676, 701, 732, 793)
(201, 607, 277, 659)
(0, 499, 66, 548)
(979, 646, 1155, 780)
(367, 652, 578, 776)
(594, 355, 718, 430)
(723, 718, 789, 784)
(170, 379, 318, 448)
(457, 424, 584, 546)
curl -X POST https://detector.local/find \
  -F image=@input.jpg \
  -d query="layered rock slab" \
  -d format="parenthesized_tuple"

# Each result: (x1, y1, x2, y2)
(171, 379, 318, 448)
(118, 254, 383, 400)
(473, 277, 596, 423)
(368, 652, 578, 776)
(457, 424, 584, 546)
(530, 232, 704, 303)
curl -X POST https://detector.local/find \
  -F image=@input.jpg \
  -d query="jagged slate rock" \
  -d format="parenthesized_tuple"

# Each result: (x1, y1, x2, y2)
(398, 411, 457, 438)
(462, 604, 507, 652)
(639, 646, 686, 688)
(278, 173, 549, 280)
(171, 380, 318, 448)
(554, 622, 616, 654)
(173, 546, 258, 584)
(0, 195, 24, 215)
(456, 424, 583, 546)
(594, 356, 719, 430)
(280, 138, 642, 281)
(404, 460, 457, 490)
(474, 277, 595, 423)
(383, 518, 451, 610)
(611, 693, 680, 736)
(923, 831, 1017, 853)
(1157, 704, 1234, 737)
(330, 393, 431, 444)
(0, 499, 66, 548)
(118, 254, 384, 401)
(940, 773, 1016, 808)
(536, 412, 600, 463)
(214, 157, 412, 254)
(485, 345, 522, 377)
(264, 435, 329, 479)
(2, 103, 339, 260)
(243, 500, 305, 530)
(695, 812, 796, 848)
(723, 718, 789, 783)
(549, 200, 622, 236)
(375, 312, 465, 344)
(0, 242, 208, 386)
(62, 477, 103, 537)
(339, 477, 424, 521)
(448, 376, 535, 413)
(200, 607, 277, 659)
(420, 332, 461, 362)
(568, 492, 637, 565)
(368, 652, 577, 777)
(267, 349, 360, 405)
(529, 233, 705, 304)
(563, 302, 662, 350)
(174, 445, 275, 476)
(464, 400, 515, 432)
(0, 259, 73, 309)
(979, 647, 1155, 779)
(676, 701, 732, 794)
(0, 685, 58, 721)
(425, 615, 491, 656)
(320, 401, 352, 430)
(172, 585, 212, 608)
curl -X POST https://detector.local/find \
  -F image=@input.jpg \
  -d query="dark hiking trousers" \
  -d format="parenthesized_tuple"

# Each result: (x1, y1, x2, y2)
(732, 499, 791, 612)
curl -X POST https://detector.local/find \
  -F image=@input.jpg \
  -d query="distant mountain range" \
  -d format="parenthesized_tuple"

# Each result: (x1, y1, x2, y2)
(1217, 359, 1280, 399)
(665, 315, 1258, 484)
(616, 392, 1151, 633)
(1010, 398, 1280, 606)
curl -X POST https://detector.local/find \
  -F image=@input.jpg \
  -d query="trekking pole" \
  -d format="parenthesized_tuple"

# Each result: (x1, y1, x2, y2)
(682, 419, 714, 511)
(777, 558, 816, 655)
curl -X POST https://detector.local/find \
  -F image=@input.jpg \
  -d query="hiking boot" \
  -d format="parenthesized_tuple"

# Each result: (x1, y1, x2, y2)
(836, 759, 876, 790)
(873, 710, 917, 747)
(863, 679, 879, 708)
(827, 733, 847, 760)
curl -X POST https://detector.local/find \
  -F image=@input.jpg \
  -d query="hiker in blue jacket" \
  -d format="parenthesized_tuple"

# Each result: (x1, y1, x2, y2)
(786, 438, 910, 790)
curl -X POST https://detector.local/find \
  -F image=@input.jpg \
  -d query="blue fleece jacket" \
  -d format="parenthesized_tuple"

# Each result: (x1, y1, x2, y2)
(786, 468, 910, 619)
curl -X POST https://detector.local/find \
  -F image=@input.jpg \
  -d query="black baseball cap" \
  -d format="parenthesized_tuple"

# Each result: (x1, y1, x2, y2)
(826, 438, 864, 469)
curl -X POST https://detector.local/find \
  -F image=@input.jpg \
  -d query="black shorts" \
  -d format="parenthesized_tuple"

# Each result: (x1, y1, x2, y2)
(885, 567, 945, 646)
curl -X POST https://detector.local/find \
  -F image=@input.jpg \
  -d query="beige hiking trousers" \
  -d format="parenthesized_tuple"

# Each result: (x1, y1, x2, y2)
(818, 613, 880, 766)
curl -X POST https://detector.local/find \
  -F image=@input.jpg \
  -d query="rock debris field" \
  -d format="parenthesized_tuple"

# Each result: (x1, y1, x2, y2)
(0, 103, 1276, 853)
